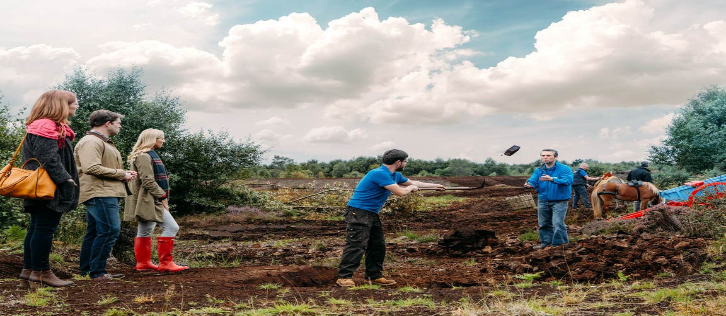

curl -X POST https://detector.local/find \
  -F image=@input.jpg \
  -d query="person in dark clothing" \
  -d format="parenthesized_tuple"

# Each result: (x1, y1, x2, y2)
(335, 149, 445, 287)
(571, 163, 601, 209)
(627, 161, 653, 211)
(19, 90, 81, 287)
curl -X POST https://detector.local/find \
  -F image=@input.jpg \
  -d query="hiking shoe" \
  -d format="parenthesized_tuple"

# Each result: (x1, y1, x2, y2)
(367, 277, 397, 286)
(532, 244, 549, 250)
(93, 273, 125, 280)
(336, 278, 355, 287)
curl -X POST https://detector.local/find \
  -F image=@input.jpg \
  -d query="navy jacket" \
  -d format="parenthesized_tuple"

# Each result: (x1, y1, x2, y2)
(526, 161, 573, 201)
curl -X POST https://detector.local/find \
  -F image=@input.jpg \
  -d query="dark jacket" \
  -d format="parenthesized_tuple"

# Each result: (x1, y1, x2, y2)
(22, 134, 80, 213)
(572, 168, 587, 186)
(627, 166, 652, 182)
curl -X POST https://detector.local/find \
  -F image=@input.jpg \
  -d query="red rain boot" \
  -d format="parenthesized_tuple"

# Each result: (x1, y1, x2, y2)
(134, 237, 158, 271)
(157, 237, 189, 272)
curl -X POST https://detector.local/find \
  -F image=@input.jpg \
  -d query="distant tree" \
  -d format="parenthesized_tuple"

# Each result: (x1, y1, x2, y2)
(650, 86, 726, 173)
(331, 162, 351, 178)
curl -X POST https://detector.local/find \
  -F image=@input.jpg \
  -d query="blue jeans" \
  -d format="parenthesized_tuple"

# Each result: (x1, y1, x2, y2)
(537, 200, 569, 246)
(572, 185, 591, 208)
(23, 207, 63, 270)
(79, 197, 121, 278)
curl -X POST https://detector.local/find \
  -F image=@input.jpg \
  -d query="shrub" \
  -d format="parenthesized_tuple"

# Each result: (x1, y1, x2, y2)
(382, 192, 424, 214)
(633, 204, 726, 238)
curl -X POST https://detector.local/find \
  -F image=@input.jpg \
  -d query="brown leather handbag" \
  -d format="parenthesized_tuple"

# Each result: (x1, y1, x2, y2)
(0, 134, 56, 200)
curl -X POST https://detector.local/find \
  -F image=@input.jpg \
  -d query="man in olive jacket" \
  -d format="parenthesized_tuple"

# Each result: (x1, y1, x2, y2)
(75, 110, 136, 280)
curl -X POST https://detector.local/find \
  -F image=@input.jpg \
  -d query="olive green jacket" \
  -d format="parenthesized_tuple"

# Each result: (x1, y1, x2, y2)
(124, 153, 166, 223)
(74, 133, 127, 204)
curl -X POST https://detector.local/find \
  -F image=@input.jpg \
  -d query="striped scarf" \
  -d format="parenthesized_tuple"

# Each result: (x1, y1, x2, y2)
(147, 150, 169, 196)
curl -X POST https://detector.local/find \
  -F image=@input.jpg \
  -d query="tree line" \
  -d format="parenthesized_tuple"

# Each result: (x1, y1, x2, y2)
(2, 66, 725, 227)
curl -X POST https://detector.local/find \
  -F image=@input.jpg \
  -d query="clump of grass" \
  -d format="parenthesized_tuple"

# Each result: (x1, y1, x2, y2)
(464, 257, 477, 266)
(259, 283, 282, 290)
(518, 230, 539, 242)
(97, 295, 119, 305)
(103, 308, 132, 316)
(397, 286, 422, 293)
(349, 283, 381, 290)
(399, 230, 439, 243)
(327, 297, 352, 305)
(133, 294, 156, 304)
(386, 297, 436, 308)
(24, 287, 56, 307)
(421, 195, 467, 210)
(265, 302, 316, 314)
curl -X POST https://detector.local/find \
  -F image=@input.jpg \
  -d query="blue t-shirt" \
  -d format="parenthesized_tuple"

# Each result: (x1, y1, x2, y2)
(347, 165, 409, 213)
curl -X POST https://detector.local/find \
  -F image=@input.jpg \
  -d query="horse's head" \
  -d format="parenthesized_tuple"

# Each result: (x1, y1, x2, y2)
(602, 171, 613, 180)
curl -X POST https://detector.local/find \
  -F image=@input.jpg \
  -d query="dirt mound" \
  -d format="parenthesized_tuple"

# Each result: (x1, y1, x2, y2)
(493, 234, 710, 281)
(438, 228, 497, 255)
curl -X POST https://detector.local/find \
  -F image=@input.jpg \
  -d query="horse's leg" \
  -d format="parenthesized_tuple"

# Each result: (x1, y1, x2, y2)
(602, 196, 612, 219)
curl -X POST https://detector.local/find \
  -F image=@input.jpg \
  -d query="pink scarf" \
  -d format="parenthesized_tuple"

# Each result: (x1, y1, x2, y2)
(26, 118, 76, 148)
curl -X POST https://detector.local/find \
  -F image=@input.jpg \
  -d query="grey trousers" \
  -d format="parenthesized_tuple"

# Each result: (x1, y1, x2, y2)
(136, 209, 179, 237)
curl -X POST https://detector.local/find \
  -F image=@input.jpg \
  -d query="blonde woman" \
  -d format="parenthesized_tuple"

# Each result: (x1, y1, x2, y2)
(124, 129, 188, 272)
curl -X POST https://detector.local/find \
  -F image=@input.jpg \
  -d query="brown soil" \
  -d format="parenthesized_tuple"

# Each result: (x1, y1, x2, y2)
(0, 176, 717, 315)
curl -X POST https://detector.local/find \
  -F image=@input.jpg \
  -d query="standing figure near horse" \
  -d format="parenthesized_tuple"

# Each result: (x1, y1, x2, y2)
(571, 163, 601, 209)
(524, 149, 573, 250)
(627, 161, 653, 212)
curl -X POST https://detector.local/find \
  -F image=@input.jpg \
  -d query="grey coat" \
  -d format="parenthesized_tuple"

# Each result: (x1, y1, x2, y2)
(123, 153, 166, 223)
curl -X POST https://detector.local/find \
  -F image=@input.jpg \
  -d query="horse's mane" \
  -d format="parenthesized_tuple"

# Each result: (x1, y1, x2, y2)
(641, 181, 659, 194)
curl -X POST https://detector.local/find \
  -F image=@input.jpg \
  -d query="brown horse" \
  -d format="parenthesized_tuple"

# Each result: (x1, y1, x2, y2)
(591, 176, 662, 219)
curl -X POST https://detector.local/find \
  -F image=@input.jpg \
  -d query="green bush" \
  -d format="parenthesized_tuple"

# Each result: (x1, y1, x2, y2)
(633, 204, 726, 238)
(55, 205, 89, 245)
(382, 192, 424, 214)
(652, 165, 693, 189)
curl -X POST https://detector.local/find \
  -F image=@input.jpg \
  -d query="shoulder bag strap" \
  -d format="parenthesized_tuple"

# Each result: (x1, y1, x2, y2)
(8, 134, 28, 167)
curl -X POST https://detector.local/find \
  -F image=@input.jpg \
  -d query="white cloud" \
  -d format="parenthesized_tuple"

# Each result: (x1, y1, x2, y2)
(178, 2, 220, 26)
(252, 129, 292, 143)
(371, 141, 396, 151)
(0, 45, 80, 106)
(303, 126, 368, 143)
(599, 126, 632, 139)
(640, 113, 675, 133)
(255, 117, 289, 127)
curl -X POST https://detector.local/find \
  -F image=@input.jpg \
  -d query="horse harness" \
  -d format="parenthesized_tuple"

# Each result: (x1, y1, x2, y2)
(597, 179, 643, 201)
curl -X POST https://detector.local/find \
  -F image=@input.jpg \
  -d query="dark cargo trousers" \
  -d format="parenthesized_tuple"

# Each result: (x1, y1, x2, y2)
(337, 206, 386, 279)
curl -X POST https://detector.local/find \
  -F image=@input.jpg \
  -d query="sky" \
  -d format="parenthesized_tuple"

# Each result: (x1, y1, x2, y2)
(2, 0, 726, 164)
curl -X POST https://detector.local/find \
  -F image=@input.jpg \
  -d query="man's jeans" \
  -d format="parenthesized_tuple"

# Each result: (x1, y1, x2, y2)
(338, 207, 386, 280)
(571, 185, 591, 208)
(79, 197, 121, 278)
(537, 200, 569, 246)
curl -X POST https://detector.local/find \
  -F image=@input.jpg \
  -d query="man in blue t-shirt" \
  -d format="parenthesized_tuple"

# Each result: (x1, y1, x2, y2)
(524, 149, 573, 250)
(571, 163, 601, 209)
(336, 149, 445, 287)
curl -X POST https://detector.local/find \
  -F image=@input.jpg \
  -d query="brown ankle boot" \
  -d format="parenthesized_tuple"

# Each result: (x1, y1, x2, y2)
(29, 270, 74, 287)
(18, 269, 32, 280)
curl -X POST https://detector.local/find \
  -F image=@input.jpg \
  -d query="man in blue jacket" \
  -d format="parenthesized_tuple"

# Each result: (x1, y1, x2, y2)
(524, 149, 573, 249)
(335, 149, 445, 287)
